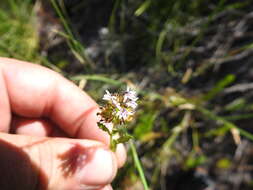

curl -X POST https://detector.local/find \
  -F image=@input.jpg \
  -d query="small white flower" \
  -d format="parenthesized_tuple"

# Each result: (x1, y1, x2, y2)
(103, 90, 113, 101)
(126, 101, 138, 109)
(123, 87, 138, 110)
(103, 90, 121, 109)
(123, 87, 138, 102)
(116, 108, 133, 121)
(119, 109, 129, 120)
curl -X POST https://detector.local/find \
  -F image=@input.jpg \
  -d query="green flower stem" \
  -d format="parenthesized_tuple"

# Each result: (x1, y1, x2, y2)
(110, 135, 113, 151)
(110, 136, 116, 152)
(130, 140, 149, 190)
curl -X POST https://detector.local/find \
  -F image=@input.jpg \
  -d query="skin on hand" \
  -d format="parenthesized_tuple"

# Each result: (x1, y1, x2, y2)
(0, 57, 126, 190)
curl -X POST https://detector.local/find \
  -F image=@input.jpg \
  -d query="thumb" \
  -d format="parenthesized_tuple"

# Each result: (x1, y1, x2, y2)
(0, 132, 117, 190)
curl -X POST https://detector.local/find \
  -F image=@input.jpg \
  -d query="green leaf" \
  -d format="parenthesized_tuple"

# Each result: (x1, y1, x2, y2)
(134, 112, 157, 139)
(135, 0, 151, 16)
(97, 122, 111, 135)
(204, 124, 230, 137)
(185, 154, 207, 169)
(216, 158, 232, 169)
(116, 133, 133, 144)
(224, 98, 246, 111)
(202, 74, 236, 101)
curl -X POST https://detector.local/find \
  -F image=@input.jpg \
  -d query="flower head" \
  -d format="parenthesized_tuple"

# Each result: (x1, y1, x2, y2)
(100, 87, 138, 123)
(97, 87, 138, 151)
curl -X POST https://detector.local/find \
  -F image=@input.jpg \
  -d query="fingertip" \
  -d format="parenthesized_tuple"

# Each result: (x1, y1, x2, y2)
(78, 148, 117, 186)
(115, 144, 127, 168)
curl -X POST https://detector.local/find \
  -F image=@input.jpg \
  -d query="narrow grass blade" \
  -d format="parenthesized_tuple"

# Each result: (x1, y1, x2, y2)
(71, 75, 123, 86)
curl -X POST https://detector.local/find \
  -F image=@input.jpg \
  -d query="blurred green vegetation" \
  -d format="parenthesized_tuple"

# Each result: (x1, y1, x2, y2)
(1, 0, 253, 189)
(0, 0, 38, 61)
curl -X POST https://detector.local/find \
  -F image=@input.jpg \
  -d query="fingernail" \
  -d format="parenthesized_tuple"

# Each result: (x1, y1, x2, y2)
(77, 148, 117, 186)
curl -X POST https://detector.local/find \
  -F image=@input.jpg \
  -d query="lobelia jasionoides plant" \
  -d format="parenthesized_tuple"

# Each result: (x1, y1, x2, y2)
(97, 87, 138, 151)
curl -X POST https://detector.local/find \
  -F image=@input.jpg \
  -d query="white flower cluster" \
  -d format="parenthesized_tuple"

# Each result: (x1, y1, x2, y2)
(102, 87, 138, 123)
(98, 87, 138, 150)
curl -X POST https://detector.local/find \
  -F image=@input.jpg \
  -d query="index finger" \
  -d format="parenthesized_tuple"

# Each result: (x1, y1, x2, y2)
(0, 57, 109, 144)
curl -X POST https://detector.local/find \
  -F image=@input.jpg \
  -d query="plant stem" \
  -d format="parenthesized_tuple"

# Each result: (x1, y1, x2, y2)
(130, 140, 149, 190)
(196, 106, 253, 141)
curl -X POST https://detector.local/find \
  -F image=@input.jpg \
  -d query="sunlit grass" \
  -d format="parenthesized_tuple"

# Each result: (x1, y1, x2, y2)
(0, 0, 39, 61)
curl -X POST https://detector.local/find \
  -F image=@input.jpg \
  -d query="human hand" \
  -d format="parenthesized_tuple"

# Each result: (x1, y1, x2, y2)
(0, 57, 126, 190)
